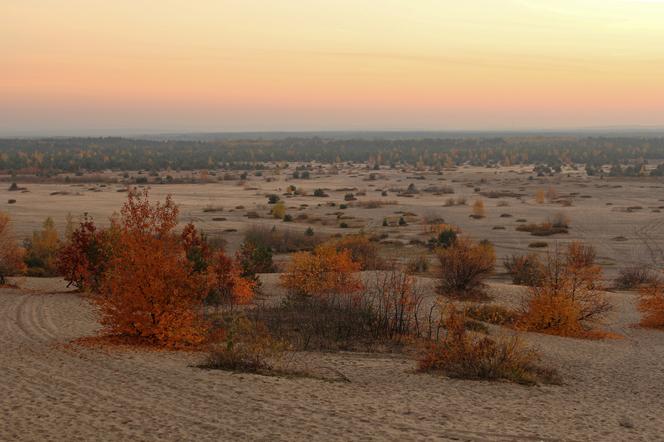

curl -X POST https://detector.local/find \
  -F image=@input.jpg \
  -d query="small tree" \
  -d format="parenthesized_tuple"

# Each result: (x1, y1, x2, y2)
(96, 190, 209, 347)
(207, 250, 256, 309)
(518, 242, 611, 337)
(236, 240, 274, 282)
(436, 237, 495, 297)
(57, 214, 116, 291)
(24, 217, 60, 275)
(0, 213, 26, 284)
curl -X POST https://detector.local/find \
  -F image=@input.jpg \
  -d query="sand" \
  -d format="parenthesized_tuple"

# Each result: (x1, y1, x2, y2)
(2, 277, 663, 441)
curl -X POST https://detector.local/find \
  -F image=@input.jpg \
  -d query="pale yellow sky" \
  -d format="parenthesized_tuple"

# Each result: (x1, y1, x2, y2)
(2, 0, 663, 134)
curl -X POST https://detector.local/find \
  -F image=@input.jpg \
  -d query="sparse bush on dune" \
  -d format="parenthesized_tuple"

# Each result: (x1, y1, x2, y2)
(435, 237, 495, 299)
(267, 267, 426, 350)
(418, 305, 557, 385)
(615, 266, 658, 289)
(517, 242, 611, 338)
(204, 315, 288, 372)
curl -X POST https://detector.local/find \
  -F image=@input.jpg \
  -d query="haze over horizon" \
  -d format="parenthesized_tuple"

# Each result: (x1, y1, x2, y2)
(3, 0, 664, 136)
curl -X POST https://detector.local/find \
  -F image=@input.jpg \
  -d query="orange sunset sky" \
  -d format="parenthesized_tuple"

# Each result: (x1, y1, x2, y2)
(2, 0, 664, 135)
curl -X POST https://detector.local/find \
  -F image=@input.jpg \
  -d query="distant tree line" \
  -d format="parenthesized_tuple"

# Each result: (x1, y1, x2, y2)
(1, 136, 664, 175)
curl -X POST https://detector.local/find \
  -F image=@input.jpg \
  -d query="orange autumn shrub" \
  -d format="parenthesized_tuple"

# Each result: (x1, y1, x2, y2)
(96, 190, 209, 347)
(0, 212, 26, 284)
(638, 283, 664, 329)
(208, 250, 256, 309)
(327, 234, 384, 270)
(280, 244, 363, 297)
(518, 242, 611, 337)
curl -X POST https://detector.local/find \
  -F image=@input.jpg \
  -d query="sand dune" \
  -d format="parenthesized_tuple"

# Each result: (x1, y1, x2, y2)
(2, 278, 663, 441)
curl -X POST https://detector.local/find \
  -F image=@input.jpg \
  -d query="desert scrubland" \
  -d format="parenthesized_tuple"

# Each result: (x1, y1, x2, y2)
(2, 161, 664, 441)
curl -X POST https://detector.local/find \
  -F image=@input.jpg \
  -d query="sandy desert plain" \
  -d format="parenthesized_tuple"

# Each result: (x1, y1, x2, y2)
(2, 162, 664, 441)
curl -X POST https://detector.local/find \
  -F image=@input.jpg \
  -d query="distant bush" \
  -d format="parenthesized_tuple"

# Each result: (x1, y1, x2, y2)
(244, 226, 321, 253)
(516, 222, 568, 236)
(615, 266, 658, 289)
(406, 253, 430, 274)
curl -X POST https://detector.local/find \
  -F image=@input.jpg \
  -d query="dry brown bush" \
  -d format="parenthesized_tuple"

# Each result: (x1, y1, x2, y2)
(436, 237, 495, 298)
(615, 266, 658, 289)
(504, 254, 545, 286)
(418, 305, 558, 385)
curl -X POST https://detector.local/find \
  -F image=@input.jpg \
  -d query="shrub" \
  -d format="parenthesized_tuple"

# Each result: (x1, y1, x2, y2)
(518, 242, 611, 337)
(418, 306, 556, 385)
(271, 201, 286, 219)
(204, 315, 286, 372)
(406, 253, 430, 274)
(236, 240, 275, 282)
(280, 244, 363, 297)
(96, 190, 210, 347)
(428, 228, 457, 249)
(262, 268, 424, 350)
(529, 241, 548, 248)
(24, 217, 61, 276)
(516, 222, 568, 236)
(398, 216, 407, 226)
(615, 266, 658, 289)
(328, 234, 384, 270)
(244, 226, 321, 253)
(0, 213, 26, 284)
(436, 237, 495, 298)
(638, 283, 664, 329)
(504, 254, 545, 286)
(206, 250, 256, 309)
(313, 188, 328, 197)
(57, 214, 116, 291)
(464, 304, 519, 326)
(470, 199, 485, 219)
